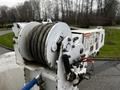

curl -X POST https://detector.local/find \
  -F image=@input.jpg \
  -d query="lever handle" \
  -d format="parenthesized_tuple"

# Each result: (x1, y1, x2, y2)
(21, 78, 38, 90)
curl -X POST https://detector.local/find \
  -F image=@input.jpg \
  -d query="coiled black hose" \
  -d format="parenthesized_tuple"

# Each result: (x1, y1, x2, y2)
(27, 23, 54, 66)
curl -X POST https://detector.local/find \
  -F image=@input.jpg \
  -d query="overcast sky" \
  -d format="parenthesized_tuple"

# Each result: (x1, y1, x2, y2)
(0, 0, 120, 8)
(0, 0, 28, 7)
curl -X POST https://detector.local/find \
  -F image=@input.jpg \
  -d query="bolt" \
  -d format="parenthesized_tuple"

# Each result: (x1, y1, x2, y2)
(72, 45, 75, 48)
(80, 65, 83, 68)
(68, 38, 71, 41)
(73, 37, 79, 42)
(80, 48, 83, 54)
(63, 49, 67, 52)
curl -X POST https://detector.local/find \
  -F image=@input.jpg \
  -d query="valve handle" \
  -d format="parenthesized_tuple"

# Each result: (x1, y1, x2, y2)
(21, 78, 38, 90)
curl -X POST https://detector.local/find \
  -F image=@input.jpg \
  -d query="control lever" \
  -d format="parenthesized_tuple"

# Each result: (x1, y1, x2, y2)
(21, 74, 44, 90)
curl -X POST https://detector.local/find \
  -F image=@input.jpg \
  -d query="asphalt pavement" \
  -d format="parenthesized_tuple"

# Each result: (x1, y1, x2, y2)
(0, 46, 11, 55)
(0, 30, 12, 36)
(79, 60, 120, 90)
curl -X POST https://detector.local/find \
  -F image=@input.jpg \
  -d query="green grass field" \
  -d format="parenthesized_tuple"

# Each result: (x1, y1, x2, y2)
(98, 28, 120, 58)
(0, 32, 14, 49)
(0, 28, 120, 58)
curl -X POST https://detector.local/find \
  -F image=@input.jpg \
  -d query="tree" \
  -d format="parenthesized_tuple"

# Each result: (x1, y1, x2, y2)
(7, 8, 18, 23)
(0, 6, 8, 26)
(30, 0, 41, 21)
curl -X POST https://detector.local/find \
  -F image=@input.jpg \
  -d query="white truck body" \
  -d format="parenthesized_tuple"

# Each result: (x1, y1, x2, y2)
(72, 28, 105, 57)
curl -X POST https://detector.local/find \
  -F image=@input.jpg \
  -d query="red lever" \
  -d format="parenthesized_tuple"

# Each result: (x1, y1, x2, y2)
(81, 57, 94, 63)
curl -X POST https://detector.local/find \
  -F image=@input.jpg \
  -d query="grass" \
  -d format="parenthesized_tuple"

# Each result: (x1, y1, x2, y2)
(0, 32, 14, 49)
(98, 28, 120, 58)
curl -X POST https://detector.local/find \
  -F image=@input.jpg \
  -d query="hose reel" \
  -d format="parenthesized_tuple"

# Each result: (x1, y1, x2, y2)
(18, 22, 71, 68)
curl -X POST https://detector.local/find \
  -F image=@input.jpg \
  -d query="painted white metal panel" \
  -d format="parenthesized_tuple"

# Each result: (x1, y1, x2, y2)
(0, 52, 24, 90)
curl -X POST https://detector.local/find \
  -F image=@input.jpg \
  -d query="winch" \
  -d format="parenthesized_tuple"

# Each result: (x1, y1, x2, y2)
(18, 22, 72, 68)
(12, 21, 105, 90)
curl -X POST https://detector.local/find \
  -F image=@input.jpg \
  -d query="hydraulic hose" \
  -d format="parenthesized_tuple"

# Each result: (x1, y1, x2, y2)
(27, 23, 54, 66)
